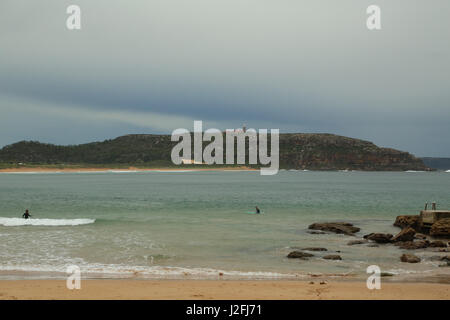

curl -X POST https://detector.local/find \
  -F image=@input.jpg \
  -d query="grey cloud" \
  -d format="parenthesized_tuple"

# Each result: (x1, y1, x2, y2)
(0, 0, 449, 156)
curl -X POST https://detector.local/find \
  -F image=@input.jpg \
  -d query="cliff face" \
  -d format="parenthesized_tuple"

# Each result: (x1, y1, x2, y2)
(0, 133, 429, 171)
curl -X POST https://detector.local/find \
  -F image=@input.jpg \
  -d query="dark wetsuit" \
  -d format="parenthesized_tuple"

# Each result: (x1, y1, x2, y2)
(256, 207, 261, 214)
(23, 212, 31, 219)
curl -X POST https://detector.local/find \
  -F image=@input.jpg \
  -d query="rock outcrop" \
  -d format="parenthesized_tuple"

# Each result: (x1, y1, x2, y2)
(429, 240, 447, 248)
(323, 255, 342, 260)
(347, 240, 367, 246)
(397, 240, 429, 250)
(287, 251, 314, 260)
(392, 227, 416, 242)
(394, 215, 421, 230)
(364, 233, 393, 243)
(430, 219, 450, 238)
(400, 254, 421, 263)
(308, 222, 360, 236)
(414, 233, 427, 240)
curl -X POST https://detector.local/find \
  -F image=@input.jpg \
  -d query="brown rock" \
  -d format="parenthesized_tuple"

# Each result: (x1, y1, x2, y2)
(287, 251, 314, 259)
(429, 241, 447, 248)
(323, 255, 342, 260)
(430, 219, 450, 238)
(302, 247, 328, 251)
(392, 227, 416, 242)
(399, 240, 429, 250)
(394, 215, 421, 230)
(381, 272, 394, 277)
(347, 240, 368, 245)
(400, 254, 421, 263)
(414, 233, 427, 240)
(365, 233, 393, 243)
(308, 222, 360, 236)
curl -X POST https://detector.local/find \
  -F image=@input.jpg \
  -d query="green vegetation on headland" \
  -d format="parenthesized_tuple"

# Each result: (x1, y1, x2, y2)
(0, 133, 430, 171)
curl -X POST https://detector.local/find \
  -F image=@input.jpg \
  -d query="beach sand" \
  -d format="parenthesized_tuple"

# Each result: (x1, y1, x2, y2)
(0, 280, 448, 300)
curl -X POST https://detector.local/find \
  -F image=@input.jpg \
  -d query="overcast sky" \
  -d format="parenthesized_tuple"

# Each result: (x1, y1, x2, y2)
(0, 0, 449, 156)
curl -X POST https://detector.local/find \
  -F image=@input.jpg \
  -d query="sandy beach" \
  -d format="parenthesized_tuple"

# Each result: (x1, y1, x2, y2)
(0, 280, 448, 300)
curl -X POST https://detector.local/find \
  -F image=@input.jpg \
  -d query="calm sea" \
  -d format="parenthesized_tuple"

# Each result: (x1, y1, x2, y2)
(0, 170, 449, 280)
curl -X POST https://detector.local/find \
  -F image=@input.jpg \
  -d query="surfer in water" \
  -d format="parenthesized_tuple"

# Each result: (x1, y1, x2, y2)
(255, 206, 261, 214)
(22, 209, 32, 219)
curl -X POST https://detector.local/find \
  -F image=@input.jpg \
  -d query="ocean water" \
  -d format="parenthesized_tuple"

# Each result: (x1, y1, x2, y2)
(0, 170, 449, 280)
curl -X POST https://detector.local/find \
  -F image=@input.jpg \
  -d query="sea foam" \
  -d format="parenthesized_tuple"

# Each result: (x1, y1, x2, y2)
(0, 217, 95, 227)
(0, 263, 306, 280)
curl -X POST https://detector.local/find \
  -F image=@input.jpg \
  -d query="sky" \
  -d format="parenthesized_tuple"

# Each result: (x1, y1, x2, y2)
(0, 0, 449, 157)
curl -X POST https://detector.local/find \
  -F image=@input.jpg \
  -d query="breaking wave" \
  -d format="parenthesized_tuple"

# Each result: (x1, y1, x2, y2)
(0, 217, 95, 227)
(0, 263, 309, 280)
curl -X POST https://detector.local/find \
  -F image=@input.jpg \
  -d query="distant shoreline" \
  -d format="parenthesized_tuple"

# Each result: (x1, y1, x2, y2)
(0, 167, 446, 173)
(0, 166, 257, 173)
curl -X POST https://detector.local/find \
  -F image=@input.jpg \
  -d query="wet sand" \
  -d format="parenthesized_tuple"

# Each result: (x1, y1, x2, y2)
(0, 280, 448, 300)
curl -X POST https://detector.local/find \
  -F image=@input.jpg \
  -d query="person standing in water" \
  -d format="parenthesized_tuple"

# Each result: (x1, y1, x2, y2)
(22, 209, 32, 219)
(255, 206, 261, 214)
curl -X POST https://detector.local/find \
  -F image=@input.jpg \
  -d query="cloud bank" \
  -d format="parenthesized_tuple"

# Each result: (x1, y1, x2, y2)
(0, 0, 449, 156)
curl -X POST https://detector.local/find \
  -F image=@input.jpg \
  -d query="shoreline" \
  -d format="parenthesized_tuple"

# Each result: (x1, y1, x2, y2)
(0, 267, 448, 284)
(0, 279, 448, 300)
(1, 167, 446, 174)
(0, 166, 257, 173)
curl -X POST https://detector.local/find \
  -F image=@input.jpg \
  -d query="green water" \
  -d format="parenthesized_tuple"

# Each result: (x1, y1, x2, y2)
(0, 170, 449, 279)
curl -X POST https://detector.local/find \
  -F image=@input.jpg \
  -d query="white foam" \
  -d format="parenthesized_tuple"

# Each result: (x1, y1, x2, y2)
(446, 170, 450, 173)
(0, 263, 306, 280)
(0, 217, 95, 227)
(405, 170, 426, 173)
